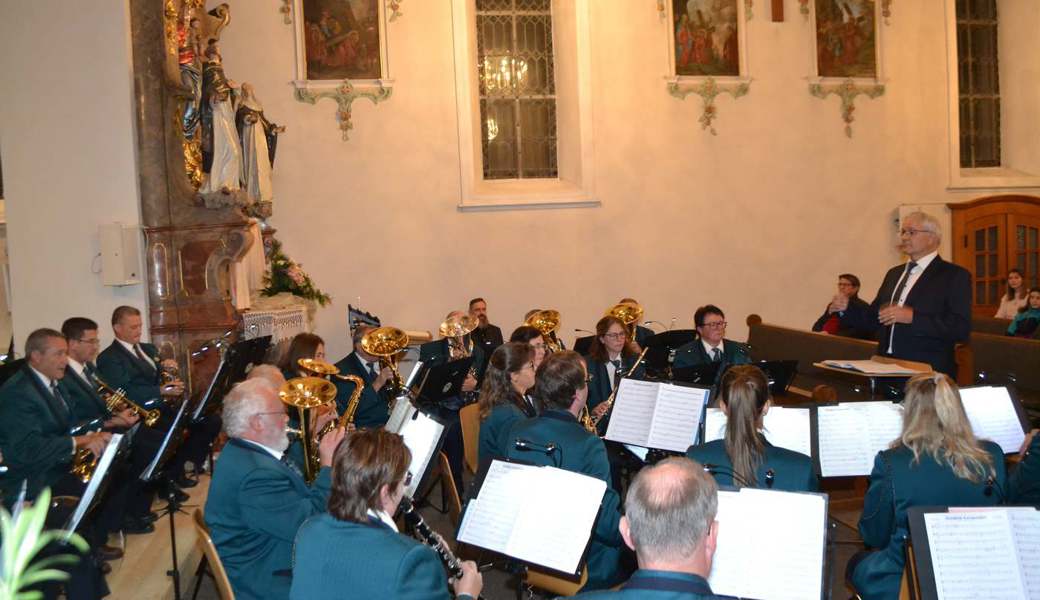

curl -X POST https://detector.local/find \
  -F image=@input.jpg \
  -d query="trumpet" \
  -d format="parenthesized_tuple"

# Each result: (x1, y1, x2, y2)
(588, 347, 649, 433)
(524, 309, 564, 353)
(95, 375, 161, 427)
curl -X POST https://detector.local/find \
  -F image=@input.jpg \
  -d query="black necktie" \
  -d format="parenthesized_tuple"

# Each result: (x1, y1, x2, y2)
(611, 360, 622, 388)
(712, 347, 722, 363)
(50, 381, 71, 414)
(134, 344, 155, 371)
(891, 261, 919, 307)
(83, 363, 98, 386)
(367, 362, 378, 379)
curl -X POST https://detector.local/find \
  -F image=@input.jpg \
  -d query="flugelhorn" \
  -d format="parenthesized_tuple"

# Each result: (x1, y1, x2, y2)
(279, 376, 337, 483)
(95, 375, 161, 427)
(524, 309, 563, 352)
(361, 326, 410, 397)
(605, 301, 644, 343)
(297, 358, 365, 439)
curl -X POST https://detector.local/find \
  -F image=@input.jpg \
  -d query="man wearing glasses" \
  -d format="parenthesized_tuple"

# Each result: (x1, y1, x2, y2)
(205, 378, 343, 600)
(673, 305, 750, 369)
(836, 211, 971, 376)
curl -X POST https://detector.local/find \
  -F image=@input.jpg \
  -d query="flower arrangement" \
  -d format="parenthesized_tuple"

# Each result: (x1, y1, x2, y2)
(261, 238, 331, 307)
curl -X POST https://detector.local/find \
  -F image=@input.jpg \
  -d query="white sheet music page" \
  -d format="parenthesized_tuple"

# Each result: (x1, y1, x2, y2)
(646, 384, 707, 452)
(822, 359, 922, 375)
(817, 405, 873, 477)
(457, 460, 605, 574)
(604, 379, 659, 447)
(385, 396, 414, 434)
(861, 402, 904, 459)
(397, 409, 444, 497)
(704, 408, 727, 443)
(703, 407, 813, 458)
(959, 386, 1026, 454)
(708, 488, 826, 600)
(924, 510, 1026, 600)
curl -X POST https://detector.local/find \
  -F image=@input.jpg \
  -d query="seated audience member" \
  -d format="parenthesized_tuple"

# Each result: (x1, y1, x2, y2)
(571, 457, 727, 599)
(811, 273, 874, 339)
(333, 324, 392, 429)
(673, 306, 749, 369)
(686, 365, 816, 492)
(510, 325, 549, 369)
(477, 342, 537, 465)
(1007, 287, 1040, 338)
(205, 379, 343, 600)
(290, 429, 482, 600)
(995, 268, 1028, 319)
(1010, 429, 1040, 506)
(505, 351, 625, 590)
(848, 373, 1006, 600)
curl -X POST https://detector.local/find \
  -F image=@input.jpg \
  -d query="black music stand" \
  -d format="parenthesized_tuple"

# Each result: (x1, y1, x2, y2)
(573, 335, 594, 356)
(412, 357, 474, 407)
(0, 358, 25, 387)
(642, 330, 697, 377)
(751, 360, 799, 396)
(671, 362, 723, 387)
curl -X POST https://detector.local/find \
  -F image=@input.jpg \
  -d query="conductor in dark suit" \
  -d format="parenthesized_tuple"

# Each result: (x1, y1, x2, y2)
(468, 297, 504, 357)
(333, 324, 392, 429)
(205, 378, 344, 600)
(672, 306, 749, 369)
(571, 457, 731, 600)
(290, 429, 483, 600)
(836, 212, 971, 376)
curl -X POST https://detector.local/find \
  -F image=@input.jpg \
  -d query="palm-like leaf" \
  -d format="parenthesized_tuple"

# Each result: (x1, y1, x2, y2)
(0, 488, 89, 600)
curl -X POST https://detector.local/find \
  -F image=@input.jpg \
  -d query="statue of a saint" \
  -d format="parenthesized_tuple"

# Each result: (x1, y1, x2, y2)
(178, 8, 203, 139)
(199, 41, 242, 195)
(235, 83, 285, 208)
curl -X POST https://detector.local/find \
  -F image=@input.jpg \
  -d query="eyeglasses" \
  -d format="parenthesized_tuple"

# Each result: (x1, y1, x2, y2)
(402, 471, 413, 487)
(899, 228, 933, 237)
(602, 332, 626, 340)
(75, 338, 101, 345)
(255, 411, 286, 418)
(699, 321, 727, 329)
(530, 342, 547, 351)
(585, 375, 593, 384)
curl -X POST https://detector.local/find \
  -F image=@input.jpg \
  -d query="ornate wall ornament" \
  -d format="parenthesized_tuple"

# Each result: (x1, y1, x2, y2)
(657, 0, 667, 21)
(183, 136, 203, 189)
(668, 77, 751, 135)
(799, 0, 810, 19)
(881, 0, 893, 24)
(808, 79, 885, 137)
(290, 0, 395, 141)
(294, 79, 392, 141)
(746, 0, 753, 21)
(280, 0, 292, 24)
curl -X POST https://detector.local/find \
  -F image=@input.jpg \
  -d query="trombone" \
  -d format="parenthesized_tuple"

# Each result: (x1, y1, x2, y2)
(524, 309, 564, 353)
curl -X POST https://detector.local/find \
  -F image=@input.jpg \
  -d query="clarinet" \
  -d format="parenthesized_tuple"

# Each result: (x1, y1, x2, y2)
(399, 497, 485, 600)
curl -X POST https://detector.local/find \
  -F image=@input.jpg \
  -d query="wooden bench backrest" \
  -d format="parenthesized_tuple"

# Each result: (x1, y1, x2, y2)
(746, 315, 876, 372)
(969, 332, 1040, 391)
(972, 316, 1012, 336)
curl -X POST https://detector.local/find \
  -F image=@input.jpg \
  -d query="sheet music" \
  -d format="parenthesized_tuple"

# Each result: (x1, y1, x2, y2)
(703, 407, 812, 458)
(708, 488, 826, 600)
(395, 407, 444, 497)
(959, 386, 1027, 454)
(66, 433, 125, 539)
(646, 384, 707, 452)
(193, 355, 225, 421)
(817, 402, 903, 477)
(1008, 508, 1040, 598)
(604, 379, 659, 447)
(385, 395, 414, 434)
(924, 511, 1027, 600)
(822, 359, 923, 375)
(458, 460, 605, 574)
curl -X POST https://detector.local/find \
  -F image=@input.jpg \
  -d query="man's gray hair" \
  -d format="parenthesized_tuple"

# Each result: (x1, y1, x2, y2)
(625, 457, 718, 563)
(25, 328, 65, 357)
(222, 378, 278, 438)
(904, 211, 942, 241)
(245, 364, 285, 390)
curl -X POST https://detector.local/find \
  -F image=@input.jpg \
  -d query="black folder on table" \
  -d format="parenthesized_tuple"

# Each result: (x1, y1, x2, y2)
(412, 357, 474, 405)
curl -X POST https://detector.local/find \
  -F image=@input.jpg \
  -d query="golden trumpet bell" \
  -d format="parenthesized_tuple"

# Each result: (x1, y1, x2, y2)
(605, 302, 644, 327)
(297, 357, 340, 376)
(361, 326, 410, 357)
(279, 377, 337, 409)
(439, 314, 478, 338)
(524, 309, 560, 336)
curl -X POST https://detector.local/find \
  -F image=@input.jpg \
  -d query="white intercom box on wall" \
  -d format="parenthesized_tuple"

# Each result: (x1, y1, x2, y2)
(99, 222, 142, 286)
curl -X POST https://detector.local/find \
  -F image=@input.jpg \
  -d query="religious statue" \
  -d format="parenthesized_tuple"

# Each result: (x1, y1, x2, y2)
(177, 7, 203, 139)
(199, 40, 243, 198)
(236, 83, 286, 216)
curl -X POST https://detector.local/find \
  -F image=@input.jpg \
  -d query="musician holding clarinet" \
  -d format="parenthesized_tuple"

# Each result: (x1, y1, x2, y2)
(290, 429, 483, 600)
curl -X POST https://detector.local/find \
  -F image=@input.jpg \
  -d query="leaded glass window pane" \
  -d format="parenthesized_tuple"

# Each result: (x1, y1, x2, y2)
(956, 0, 1001, 168)
(476, 0, 558, 180)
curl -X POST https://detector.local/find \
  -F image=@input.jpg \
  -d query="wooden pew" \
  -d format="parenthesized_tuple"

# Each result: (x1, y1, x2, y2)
(973, 316, 1012, 336)
(967, 331, 1040, 422)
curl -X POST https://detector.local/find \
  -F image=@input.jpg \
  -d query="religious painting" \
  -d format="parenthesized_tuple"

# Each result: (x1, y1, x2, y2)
(672, 0, 741, 77)
(300, 0, 382, 80)
(814, 0, 878, 79)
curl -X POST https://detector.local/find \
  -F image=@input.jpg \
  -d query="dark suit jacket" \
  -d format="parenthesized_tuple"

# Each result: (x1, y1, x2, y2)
(204, 438, 333, 600)
(0, 366, 75, 505)
(1010, 434, 1040, 506)
(332, 352, 391, 429)
(62, 364, 110, 427)
(685, 438, 817, 492)
(505, 410, 623, 591)
(811, 296, 875, 340)
(571, 570, 735, 599)
(471, 324, 504, 358)
(290, 514, 452, 600)
(634, 325, 654, 348)
(672, 339, 749, 370)
(850, 442, 1006, 600)
(96, 340, 163, 409)
(848, 256, 971, 376)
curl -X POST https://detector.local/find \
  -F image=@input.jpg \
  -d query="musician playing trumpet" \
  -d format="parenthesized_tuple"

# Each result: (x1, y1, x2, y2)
(290, 429, 483, 600)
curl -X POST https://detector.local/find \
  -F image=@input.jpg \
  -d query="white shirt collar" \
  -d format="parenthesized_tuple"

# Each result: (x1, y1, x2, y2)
(910, 250, 938, 272)
(239, 438, 284, 461)
(67, 357, 87, 379)
(116, 338, 139, 354)
(367, 508, 399, 532)
(702, 338, 723, 355)
(29, 365, 53, 388)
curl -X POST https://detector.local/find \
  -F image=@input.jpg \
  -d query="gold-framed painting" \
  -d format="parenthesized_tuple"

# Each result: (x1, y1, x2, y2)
(811, 0, 880, 80)
(672, 0, 743, 78)
(299, 0, 383, 81)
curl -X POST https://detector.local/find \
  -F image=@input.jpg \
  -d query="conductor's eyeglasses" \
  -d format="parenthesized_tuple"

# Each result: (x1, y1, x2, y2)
(700, 321, 727, 329)
(900, 228, 933, 237)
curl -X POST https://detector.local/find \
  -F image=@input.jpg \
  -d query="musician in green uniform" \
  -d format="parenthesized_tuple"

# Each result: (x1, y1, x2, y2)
(672, 306, 749, 369)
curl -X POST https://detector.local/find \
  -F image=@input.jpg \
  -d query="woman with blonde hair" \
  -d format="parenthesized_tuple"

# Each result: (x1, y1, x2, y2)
(849, 372, 1007, 600)
(686, 365, 815, 491)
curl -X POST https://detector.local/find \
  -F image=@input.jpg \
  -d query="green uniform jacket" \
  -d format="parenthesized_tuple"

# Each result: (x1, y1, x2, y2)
(569, 570, 736, 599)
(332, 352, 390, 429)
(505, 410, 623, 591)
(290, 513, 451, 600)
(672, 339, 749, 370)
(0, 366, 75, 505)
(851, 442, 1006, 600)
(685, 438, 817, 492)
(478, 400, 536, 466)
(1010, 434, 1040, 505)
(204, 438, 332, 600)
(62, 364, 110, 429)
(96, 341, 163, 410)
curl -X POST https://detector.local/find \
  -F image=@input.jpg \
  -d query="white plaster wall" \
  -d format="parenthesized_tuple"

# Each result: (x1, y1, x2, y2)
(0, 0, 146, 352)
(999, 0, 1040, 175)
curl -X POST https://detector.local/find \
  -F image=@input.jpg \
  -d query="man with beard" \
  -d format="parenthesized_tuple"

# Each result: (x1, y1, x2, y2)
(468, 297, 504, 359)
